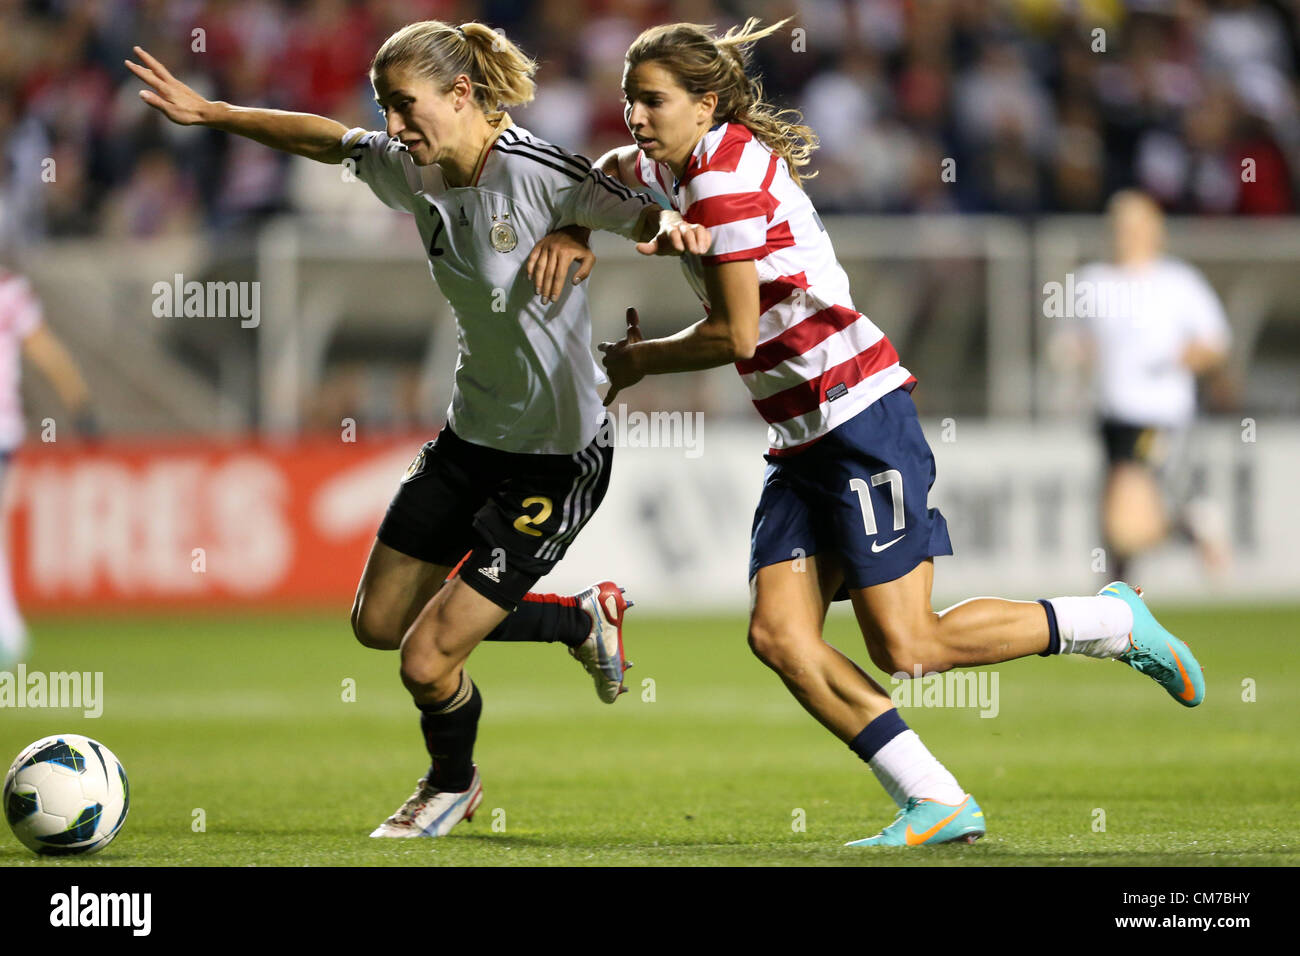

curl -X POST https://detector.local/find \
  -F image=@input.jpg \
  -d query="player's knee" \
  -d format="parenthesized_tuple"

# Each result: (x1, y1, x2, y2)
(747, 618, 803, 677)
(869, 643, 930, 677)
(350, 596, 398, 650)
(873, 648, 924, 677)
(398, 642, 453, 692)
(866, 620, 941, 677)
(746, 617, 778, 663)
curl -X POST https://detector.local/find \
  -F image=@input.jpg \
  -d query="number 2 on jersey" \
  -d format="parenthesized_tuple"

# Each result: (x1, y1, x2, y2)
(513, 496, 553, 537)
(427, 208, 445, 257)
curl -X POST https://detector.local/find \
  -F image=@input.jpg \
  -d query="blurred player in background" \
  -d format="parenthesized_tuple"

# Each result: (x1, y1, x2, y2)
(0, 264, 94, 667)
(127, 19, 708, 840)
(1062, 190, 1233, 580)
(569, 18, 1210, 847)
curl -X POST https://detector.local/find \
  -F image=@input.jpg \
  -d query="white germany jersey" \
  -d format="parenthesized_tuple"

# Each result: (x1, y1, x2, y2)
(343, 117, 654, 454)
(1072, 257, 1230, 428)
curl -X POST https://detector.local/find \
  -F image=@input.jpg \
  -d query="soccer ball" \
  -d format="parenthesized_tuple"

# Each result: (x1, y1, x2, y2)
(3, 735, 130, 856)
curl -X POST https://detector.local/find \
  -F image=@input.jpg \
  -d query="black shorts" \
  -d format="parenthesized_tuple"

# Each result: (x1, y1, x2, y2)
(1098, 417, 1194, 504)
(376, 426, 613, 611)
(1099, 418, 1187, 469)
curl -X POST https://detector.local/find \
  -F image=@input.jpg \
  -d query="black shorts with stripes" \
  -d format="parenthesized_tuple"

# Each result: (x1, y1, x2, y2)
(376, 425, 613, 611)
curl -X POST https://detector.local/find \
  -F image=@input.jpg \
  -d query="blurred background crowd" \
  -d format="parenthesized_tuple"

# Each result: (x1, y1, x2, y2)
(2, 0, 1299, 247)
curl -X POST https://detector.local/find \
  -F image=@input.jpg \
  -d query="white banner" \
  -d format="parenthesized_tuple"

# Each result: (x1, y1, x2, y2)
(538, 417, 1298, 609)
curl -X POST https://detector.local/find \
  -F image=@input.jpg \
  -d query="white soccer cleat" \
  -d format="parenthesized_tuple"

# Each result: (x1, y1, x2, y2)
(569, 581, 633, 703)
(368, 766, 483, 838)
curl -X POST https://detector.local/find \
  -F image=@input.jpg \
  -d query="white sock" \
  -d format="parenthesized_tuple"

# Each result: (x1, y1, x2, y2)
(868, 730, 966, 807)
(1048, 595, 1133, 658)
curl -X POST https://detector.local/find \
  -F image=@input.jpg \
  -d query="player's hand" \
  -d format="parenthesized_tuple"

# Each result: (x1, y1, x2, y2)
(125, 46, 212, 126)
(636, 211, 711, 257)
(526, 227, 596, 305)
(598, 308, 646, 407)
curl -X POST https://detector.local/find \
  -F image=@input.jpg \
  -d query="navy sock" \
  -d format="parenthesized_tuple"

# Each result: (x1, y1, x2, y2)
(417, 675, 482, 791)
(848, 709, 909, 765)
(483, 595, 589, 647)
(1037, 598, 1060, 656)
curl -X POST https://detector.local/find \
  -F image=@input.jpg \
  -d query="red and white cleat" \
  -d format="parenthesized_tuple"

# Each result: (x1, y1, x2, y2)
(368, 766, 483, 838)
(569, 582, 633, 703)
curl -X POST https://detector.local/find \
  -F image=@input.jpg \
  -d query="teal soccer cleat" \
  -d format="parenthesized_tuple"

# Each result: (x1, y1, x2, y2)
(845, 794, 985, 847)
(1101, 582, 1205, 707)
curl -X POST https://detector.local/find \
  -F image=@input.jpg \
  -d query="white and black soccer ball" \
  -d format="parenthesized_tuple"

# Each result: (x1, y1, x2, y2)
(3, 735, 129, 856)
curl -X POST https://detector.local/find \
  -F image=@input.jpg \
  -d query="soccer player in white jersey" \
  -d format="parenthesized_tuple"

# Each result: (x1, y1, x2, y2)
(1062, 190, 1232, 580)
(126, 20, 709, 839)
(0, 266, 95, 667)
(550, 18, 1210, 846)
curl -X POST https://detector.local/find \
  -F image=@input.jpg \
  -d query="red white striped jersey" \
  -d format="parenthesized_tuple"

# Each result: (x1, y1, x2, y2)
(0, 269, 43, 451)
(633, 123, 916, 455)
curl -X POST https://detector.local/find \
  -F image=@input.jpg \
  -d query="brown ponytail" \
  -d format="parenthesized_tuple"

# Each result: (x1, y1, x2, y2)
(370, 20, 537, 111)
(626, 17, 818, 186)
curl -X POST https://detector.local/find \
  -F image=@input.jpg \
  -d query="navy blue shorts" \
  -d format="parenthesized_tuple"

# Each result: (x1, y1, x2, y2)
(748, 387, 953, 596)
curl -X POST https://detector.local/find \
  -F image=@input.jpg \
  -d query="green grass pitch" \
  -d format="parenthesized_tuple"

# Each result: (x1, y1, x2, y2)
(2, 603, 1296, 866)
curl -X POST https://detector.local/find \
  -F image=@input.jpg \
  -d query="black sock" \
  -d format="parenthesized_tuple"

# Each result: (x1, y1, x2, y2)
(482, 595, 590, 647)
(417, 674, 482, 791)
(1036, 598, 1060, 656)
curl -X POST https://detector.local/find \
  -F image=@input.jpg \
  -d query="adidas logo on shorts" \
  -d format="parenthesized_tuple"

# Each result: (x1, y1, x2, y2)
(478, 565, 502, 582)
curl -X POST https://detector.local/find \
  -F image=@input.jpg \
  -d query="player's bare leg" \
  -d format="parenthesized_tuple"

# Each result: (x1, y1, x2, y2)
(749, 554, 981, 845)
(370, 577, 506, 838)
(350, 541, 632, 701)
(399, 575, 506, 705)
(351, 540, 451, 650)
(851, 558, 1203, 706)
(1102, 462, 1167, 579)
(748, 554, 894, 741)
(851, 560, 1053, 675)
(1181, 494, 1231, 575)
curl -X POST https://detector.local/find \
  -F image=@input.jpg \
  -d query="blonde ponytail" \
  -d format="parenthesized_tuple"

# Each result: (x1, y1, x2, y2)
(626, 17, 818, 186)
(370, 20, 537, 111)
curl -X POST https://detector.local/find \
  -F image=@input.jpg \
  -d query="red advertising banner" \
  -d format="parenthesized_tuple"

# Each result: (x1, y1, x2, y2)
(5, 436, 427, 611)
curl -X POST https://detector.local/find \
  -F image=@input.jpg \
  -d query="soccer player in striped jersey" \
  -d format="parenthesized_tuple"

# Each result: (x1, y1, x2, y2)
(126, 20, 709, 839)
(569, 18, 1207, 846)
(0, 266, 95, 668)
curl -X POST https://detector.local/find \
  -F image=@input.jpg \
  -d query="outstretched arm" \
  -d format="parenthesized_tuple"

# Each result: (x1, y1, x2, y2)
(126, 46, 351, 164)
(22, 326, 91, 419)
